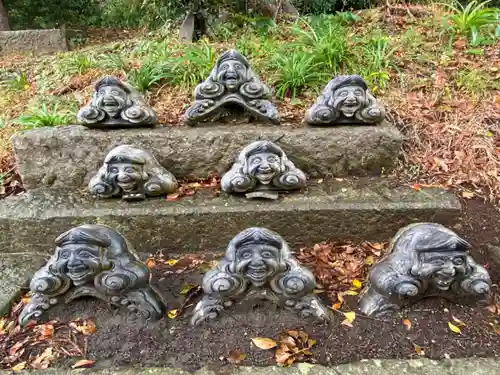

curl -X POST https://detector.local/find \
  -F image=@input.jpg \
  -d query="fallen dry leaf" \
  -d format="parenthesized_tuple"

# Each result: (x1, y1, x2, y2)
(69, 319, 97, 336)
(166, 259, 179, 266)
(414, 344, 425, 356)
(452, 316, 466, 326)
(71, 359, 95, 369)
(352, 279, 362, 289)
(226, 350, 246, 364)
(344, 290, 358, 296)
(167, 309, 178, 319)
(30, 347, 56, 369)
(343, 311, 356, 323)
(448, 322, 462, 334)
(403, 319, 412, 330)
(166, 193, 180, 201)
(179, 284, 197, 295)
(145, 258, 156, 268)
(37, 324, 54, 339)
(11, 361, 26, 372)
(331, 302, 343, 310)
(462, 191, 475, 199)
(251, 337, 278, 350)
(411, 183, 422, 191)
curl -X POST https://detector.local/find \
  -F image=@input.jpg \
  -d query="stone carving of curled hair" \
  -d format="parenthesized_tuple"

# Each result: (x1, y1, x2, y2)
(201, 265, 248, 298)
(270, 259, 316, 298)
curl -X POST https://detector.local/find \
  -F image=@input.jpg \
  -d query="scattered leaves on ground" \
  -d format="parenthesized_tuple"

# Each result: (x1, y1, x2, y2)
(403, 319, 412, 330)
(71, 359, 95, 369)
(252, 330, 315, 366)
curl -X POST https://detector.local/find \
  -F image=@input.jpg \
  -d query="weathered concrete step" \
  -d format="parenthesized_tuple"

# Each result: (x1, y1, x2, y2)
(12, 122, 402, 190)
(1, 359, 498, 375)
(0, 253, 47, 315)
(0, 180, 460, 255)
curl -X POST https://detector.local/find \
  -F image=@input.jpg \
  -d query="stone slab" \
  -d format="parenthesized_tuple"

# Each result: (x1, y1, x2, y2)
(0, 181, 460, 255)
(0, 253, 46, 315)
(11, 122, 403, 190)
(0, 359, 498, 375)
(0, 29, 84, 56)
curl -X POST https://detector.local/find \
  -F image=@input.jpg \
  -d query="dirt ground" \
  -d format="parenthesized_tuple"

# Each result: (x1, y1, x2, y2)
(10, 196, 496, 371)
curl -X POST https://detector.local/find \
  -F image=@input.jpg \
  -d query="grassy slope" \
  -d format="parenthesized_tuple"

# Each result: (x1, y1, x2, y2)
(0, 5, 498, 199)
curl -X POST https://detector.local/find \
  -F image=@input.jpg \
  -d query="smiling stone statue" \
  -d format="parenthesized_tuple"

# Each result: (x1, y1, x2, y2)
(77, 76, 157, 129)
(191, 227, 331, 325)
(89, 145, 178, 201)
(19, 224, 166, 325)
(359, 223, 492, 317)
(221, 140, 307, 199)
(304, 75, 385, 126)
(184, 50, 280, 125)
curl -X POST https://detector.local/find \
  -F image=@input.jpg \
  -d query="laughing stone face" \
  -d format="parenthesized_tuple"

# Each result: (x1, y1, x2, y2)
(54, 244, 102, 286)
(332, 85, 367, 117)
(96, 85, 128, 116)
(234, 244, 280, 286)
(419, 251, 468, 291)
(247, 152, 281, 185)
(216, 59, 247, 91)
(106, 162, 144, 192)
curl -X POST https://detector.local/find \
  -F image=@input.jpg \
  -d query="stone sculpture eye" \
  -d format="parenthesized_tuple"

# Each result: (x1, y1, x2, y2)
(267, 156, 278, 163)
(221, 64, 228, 71)
(77, 250, 92, 259)
(125, 167, 136, 173)
(261, 251, 272, 258)
(252, 157, 261, 164)
(242, 251, 252, 259)
(60, 250, 70, 259)
(340, 91, 348, 97)
(453, 257, 465, 265)
(111, 90, 119, 96)
(109, 167, 119, 173)
(355, 90, 363, 96)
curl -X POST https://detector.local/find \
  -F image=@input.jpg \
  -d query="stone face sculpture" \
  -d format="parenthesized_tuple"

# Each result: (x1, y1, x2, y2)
(359, 223, 492, 317)
(19, 224, 166, 325)
(89, 145, 178, 201)
(191, 227, 331, 325)
(221, 140, 306, 199)
(184, 50, 280, 125)
(77, 76, 157, 129)
(304, 75, 385, 126)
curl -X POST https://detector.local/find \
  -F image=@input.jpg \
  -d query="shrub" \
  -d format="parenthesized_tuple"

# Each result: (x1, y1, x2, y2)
(168, 42, 217, 88)
(126, 63, 170, 92)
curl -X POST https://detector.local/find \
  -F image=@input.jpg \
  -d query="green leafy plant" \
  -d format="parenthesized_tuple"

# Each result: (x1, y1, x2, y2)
(456, 68, 492, 94)
(126, 63, 169, 92)
(169, 42, 217, 88)
(14, 104, 73, 128)
(269, 53, 328, 99)
(0, 72, 30, 91)
(358, 34, 397, 92)
(442, 0, 499, 44)
(99, 53, 130, 71)
(58, 54, 97, 75)
(292, 18, 350, 73)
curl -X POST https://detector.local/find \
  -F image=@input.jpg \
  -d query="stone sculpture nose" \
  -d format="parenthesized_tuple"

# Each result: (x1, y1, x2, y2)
(345, 92, 356, 103)
(67, 254, 79, 267)
(251, 253, 265, 266)
(440, 263, 456, 276)
(117, 172, 130, 182)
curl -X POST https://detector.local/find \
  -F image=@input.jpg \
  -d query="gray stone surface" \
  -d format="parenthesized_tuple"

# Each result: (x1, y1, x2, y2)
(0, 359, 499, 375)
(0, 253, 47, 315)
(0, 181, 460, 255)
(12, 123, 403, 190)
(0, 29, 84, 56)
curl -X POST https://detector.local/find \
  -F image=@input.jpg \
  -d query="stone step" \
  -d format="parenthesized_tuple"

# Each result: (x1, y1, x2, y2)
(0, 179, 460, 255)
(0, 253, 47, 315)
(12, 122, 402, 190)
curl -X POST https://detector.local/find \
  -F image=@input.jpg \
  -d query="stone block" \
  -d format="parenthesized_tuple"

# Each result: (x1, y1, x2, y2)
(12, 122, 403, 190)
(0, 29, 85, 56)
(0, 181, 460, 255)
(0, 253, 47, 315)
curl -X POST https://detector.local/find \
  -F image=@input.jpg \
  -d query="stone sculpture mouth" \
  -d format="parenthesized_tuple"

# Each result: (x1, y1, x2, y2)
(247, 265, 268, 281)
(434, 277, 454, 290)
(255, 172, 275, 184)
(117, 181, 136, 191)
(67, 265, 91, 279)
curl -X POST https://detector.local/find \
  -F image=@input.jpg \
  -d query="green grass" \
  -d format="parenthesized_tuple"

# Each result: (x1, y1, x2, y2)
(57, 53, 97, 75)
(455, 68, 496, 94)
(14, 104, 73, 129)
(0, 72, 30, 92)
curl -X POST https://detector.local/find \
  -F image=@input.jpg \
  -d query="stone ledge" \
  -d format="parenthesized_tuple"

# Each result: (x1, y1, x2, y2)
(0, 29, 85, 56)
(12, 122, 402, 190)
(0, 358, 498, 375)
(0, 181, 460, 255)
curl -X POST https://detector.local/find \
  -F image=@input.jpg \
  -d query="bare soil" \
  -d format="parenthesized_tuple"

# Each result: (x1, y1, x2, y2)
(24, 196, 500, 371)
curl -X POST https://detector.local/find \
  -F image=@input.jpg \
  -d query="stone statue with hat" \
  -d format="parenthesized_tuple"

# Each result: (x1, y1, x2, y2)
(184, 49, 280, 125)
(304, 75, 386, 126)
